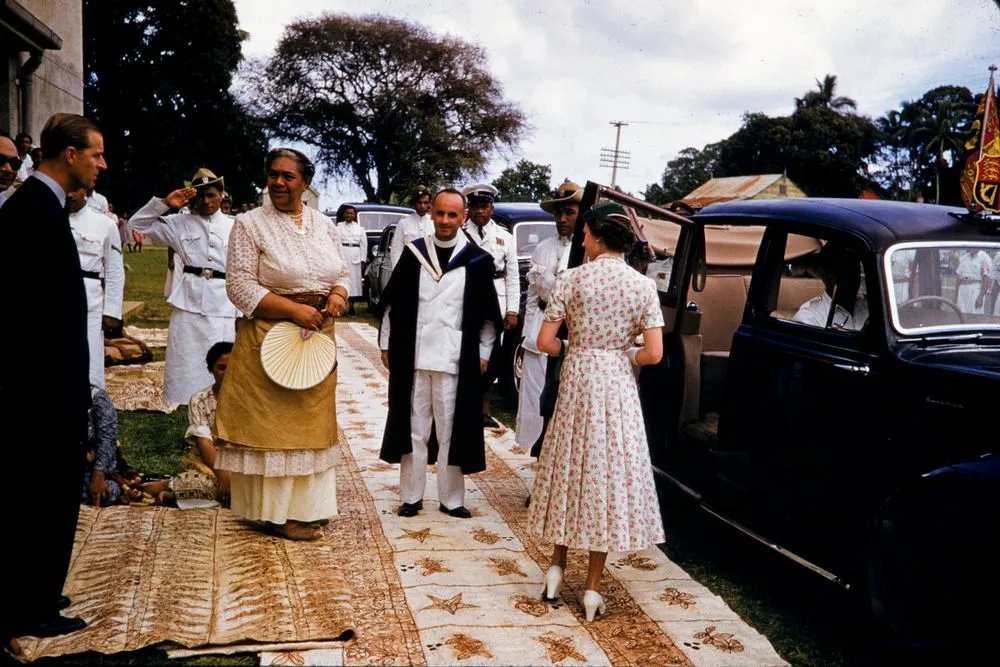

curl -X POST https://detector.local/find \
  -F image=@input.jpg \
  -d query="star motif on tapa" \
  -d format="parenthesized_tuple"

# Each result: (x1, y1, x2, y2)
(487, 556, 527, 577)
(471, 527, 500, 544)
(415, 556, 453, 576)
(511, 594, 550, 617)
(535, 632, 587, 663)
(444, 633, 492, 660)
(617, 553, 659, 571)
(656, 587, 697, 609)
(400, 527, 443, 543)
(421, 593, 479, 615)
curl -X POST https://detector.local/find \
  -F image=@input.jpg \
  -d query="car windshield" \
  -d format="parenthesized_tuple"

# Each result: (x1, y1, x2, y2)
(886, 242, 1000, 334)
(514, 222, 557, 259)
(357, 211, 407, 233)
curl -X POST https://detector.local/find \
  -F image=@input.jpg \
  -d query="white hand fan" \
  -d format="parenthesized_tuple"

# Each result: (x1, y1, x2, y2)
(260, 321, 338, 390)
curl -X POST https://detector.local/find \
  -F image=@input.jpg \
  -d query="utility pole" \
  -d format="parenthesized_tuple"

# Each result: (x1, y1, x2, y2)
(599, 121, 630, 188)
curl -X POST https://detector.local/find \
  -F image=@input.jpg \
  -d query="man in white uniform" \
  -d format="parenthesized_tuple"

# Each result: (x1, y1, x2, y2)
(793, 244, 868, 331)
(515, 180, 580, 451)
(379, 188, 501, 518)
(67, 187, 125, 388)
(336, 204, 365, 315)
(130, 168, 238, 404)
(389, 185, 433, 267)
(462, 183, 519, 427)
(14, 132, 33, 183)
(87, 190, 110, 213)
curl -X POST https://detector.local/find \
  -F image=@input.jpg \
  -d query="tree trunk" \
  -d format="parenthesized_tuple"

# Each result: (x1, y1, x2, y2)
(935, 143, 944, 204)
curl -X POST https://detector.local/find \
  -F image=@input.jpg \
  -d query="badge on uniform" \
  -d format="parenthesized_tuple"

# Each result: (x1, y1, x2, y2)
(496, 238, 504, 246)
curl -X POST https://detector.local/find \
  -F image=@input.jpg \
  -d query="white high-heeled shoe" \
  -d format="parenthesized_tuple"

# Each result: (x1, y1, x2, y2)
(583, 590, 606, 622)
(542, 565, 563, 600)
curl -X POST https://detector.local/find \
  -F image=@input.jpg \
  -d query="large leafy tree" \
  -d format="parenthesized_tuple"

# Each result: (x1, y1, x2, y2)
(242, 14, 525, 203)
(873, 110, 914, 200)
(492, 160, 551, 202)
(643, 144, 721, 204)
(83, 0, 268, 211)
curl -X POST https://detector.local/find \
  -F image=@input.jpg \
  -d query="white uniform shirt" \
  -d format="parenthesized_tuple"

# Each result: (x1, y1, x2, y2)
(70, 206, 125, 319)
(87, 190, 110, 214)
(463, 219, 519, 315)
(792, 292, 868, 331)
(389, 212, 433, 267)
(336, 220, 366, 265)
(379, 234, 497, 372)
(16, 153, 32, 182)
(522, 235, 571, 353)
(130, 197, 239, 318)
(0, 188, 10, 209)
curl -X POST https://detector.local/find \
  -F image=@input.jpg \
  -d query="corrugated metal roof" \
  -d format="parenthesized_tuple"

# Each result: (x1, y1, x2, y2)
(683, 174, 784, 202)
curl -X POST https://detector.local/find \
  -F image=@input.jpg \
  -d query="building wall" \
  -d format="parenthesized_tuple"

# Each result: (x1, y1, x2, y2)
(1, 0, 83, 137)
(753, 176, 807, 200)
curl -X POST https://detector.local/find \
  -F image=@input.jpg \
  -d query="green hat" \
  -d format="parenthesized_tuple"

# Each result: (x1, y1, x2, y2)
(584, 201, 628, 222)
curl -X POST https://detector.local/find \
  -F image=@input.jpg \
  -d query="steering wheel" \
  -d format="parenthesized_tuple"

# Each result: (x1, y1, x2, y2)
(898, 295, 965, 324)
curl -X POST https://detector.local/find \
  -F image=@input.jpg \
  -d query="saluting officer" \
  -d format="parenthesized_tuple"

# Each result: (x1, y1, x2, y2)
(130, 168, 239, 404)
(462, 182, 519, 427)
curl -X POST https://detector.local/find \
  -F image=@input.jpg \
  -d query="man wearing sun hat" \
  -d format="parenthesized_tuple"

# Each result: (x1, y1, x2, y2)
(130, 168, 239, 404)
(462, 182, 519, 427)
(515, 179, 582, 453)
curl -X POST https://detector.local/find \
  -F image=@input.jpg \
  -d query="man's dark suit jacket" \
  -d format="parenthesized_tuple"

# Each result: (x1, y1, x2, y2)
(0, 175, 92, 633)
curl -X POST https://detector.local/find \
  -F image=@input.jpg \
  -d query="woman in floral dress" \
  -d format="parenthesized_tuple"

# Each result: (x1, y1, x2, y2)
(528, 202, 665, 622)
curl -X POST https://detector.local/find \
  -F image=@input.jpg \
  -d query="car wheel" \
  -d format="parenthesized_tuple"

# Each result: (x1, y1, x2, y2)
(512, 343, 525, 393)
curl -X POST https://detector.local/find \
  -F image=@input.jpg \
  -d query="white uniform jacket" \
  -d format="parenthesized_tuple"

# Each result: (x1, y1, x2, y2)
(336, 220, 366, 297)
(71, 206, 125, 320)
(379, 234, 497, 373)
(389, 212, 433, 267)
(130, 197, 239, 318)
(522, 235, 571, 353)
(464, 219, 519, 315)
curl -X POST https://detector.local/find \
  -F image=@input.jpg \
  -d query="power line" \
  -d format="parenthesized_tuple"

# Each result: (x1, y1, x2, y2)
(599, 121, 630, 188)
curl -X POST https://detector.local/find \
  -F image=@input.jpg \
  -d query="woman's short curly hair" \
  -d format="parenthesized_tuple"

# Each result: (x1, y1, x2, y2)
(584, 212, 635, 253)
(266, 147, 316, 185)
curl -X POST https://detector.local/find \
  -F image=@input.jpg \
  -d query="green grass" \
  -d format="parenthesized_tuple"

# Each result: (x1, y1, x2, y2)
(122, 246, 173, 327)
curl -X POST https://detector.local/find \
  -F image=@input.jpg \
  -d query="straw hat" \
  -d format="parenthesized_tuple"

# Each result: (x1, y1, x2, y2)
(540, 180, 583, 214)
(184, 167, 224, 191)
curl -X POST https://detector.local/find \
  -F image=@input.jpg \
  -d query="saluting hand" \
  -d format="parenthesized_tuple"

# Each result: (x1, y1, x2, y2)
(163, 187, 197, 209)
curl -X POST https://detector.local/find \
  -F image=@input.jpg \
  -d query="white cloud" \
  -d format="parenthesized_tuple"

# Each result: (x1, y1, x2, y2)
(232, 0, 1000, 207)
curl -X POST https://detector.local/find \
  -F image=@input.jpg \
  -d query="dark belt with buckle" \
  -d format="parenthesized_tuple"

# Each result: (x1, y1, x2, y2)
(81, 270, 105, 289)
(184, 265, 226, 279)
(493, 270, 505, 279)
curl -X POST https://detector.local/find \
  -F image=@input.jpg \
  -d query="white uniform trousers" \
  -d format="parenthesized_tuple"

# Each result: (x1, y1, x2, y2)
(514, 349, 547, 448)
(85, 296, 105, 388)
(401, 369, 466, 509)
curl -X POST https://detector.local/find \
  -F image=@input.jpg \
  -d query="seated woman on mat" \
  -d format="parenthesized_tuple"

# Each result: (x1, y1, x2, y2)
(144, 342, 233, 508)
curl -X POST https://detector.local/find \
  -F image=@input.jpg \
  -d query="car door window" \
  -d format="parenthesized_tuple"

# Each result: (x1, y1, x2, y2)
(770, 234, 869, 333)
(513, 222, 556, 259)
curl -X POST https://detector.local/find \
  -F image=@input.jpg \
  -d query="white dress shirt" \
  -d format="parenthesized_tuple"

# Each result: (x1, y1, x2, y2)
(522, 235, 571, 353)
(70, 206, 125, 320)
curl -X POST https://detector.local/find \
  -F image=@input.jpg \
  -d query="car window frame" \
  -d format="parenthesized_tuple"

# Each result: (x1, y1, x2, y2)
(512, 220, 557, 260)
(884, 240, 1000, 336)
(745, 223, 879, 346)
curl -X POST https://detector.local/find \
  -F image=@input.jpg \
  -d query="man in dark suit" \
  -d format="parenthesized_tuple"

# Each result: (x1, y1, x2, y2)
(1, 113, 107, 641)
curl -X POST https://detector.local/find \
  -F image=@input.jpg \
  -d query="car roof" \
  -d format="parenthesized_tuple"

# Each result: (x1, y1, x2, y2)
(327, 203, 414, 215)
(694, 198, 998, 250)
(491, 202, 555, 224)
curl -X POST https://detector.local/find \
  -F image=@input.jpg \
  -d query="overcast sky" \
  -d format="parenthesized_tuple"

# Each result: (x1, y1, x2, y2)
(232, 0, 999, 208)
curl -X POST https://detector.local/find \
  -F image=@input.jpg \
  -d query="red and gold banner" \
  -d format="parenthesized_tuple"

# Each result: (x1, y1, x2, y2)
(960, 69, 1000, 213)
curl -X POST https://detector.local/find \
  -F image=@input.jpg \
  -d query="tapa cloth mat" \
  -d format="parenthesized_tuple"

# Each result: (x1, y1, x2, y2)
(105, 361, 178, 413)
(13, 323, 787, 666)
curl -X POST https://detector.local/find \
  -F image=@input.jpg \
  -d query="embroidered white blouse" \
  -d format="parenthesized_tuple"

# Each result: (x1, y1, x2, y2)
(226, 203, 351, 315)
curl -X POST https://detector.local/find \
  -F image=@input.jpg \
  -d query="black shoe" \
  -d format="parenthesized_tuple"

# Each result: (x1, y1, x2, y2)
(15, 615, 87, 638)
(439, 504, 472, 519)
(398, 501, 422, 517)
(57, 596, 71, 611)
(347, 304, 356, 316)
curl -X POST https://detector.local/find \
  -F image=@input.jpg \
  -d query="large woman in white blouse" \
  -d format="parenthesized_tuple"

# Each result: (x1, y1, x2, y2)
(215, 148, 351, 541)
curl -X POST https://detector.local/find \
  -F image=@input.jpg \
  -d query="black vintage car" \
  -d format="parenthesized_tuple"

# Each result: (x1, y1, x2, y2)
(571, 183, 999, 641)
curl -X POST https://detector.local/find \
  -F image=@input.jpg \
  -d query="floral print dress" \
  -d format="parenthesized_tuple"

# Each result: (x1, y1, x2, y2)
(528, 255, 666, 552)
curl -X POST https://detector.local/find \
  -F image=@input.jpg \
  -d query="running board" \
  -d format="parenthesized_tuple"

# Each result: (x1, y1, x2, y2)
(654, 465, 850, 590)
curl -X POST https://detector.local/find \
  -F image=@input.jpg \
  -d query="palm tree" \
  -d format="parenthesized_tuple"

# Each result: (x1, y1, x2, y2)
(905, 99, 967, 203)
(795, 74, 858, 112)
(876, 109, 913, 199)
